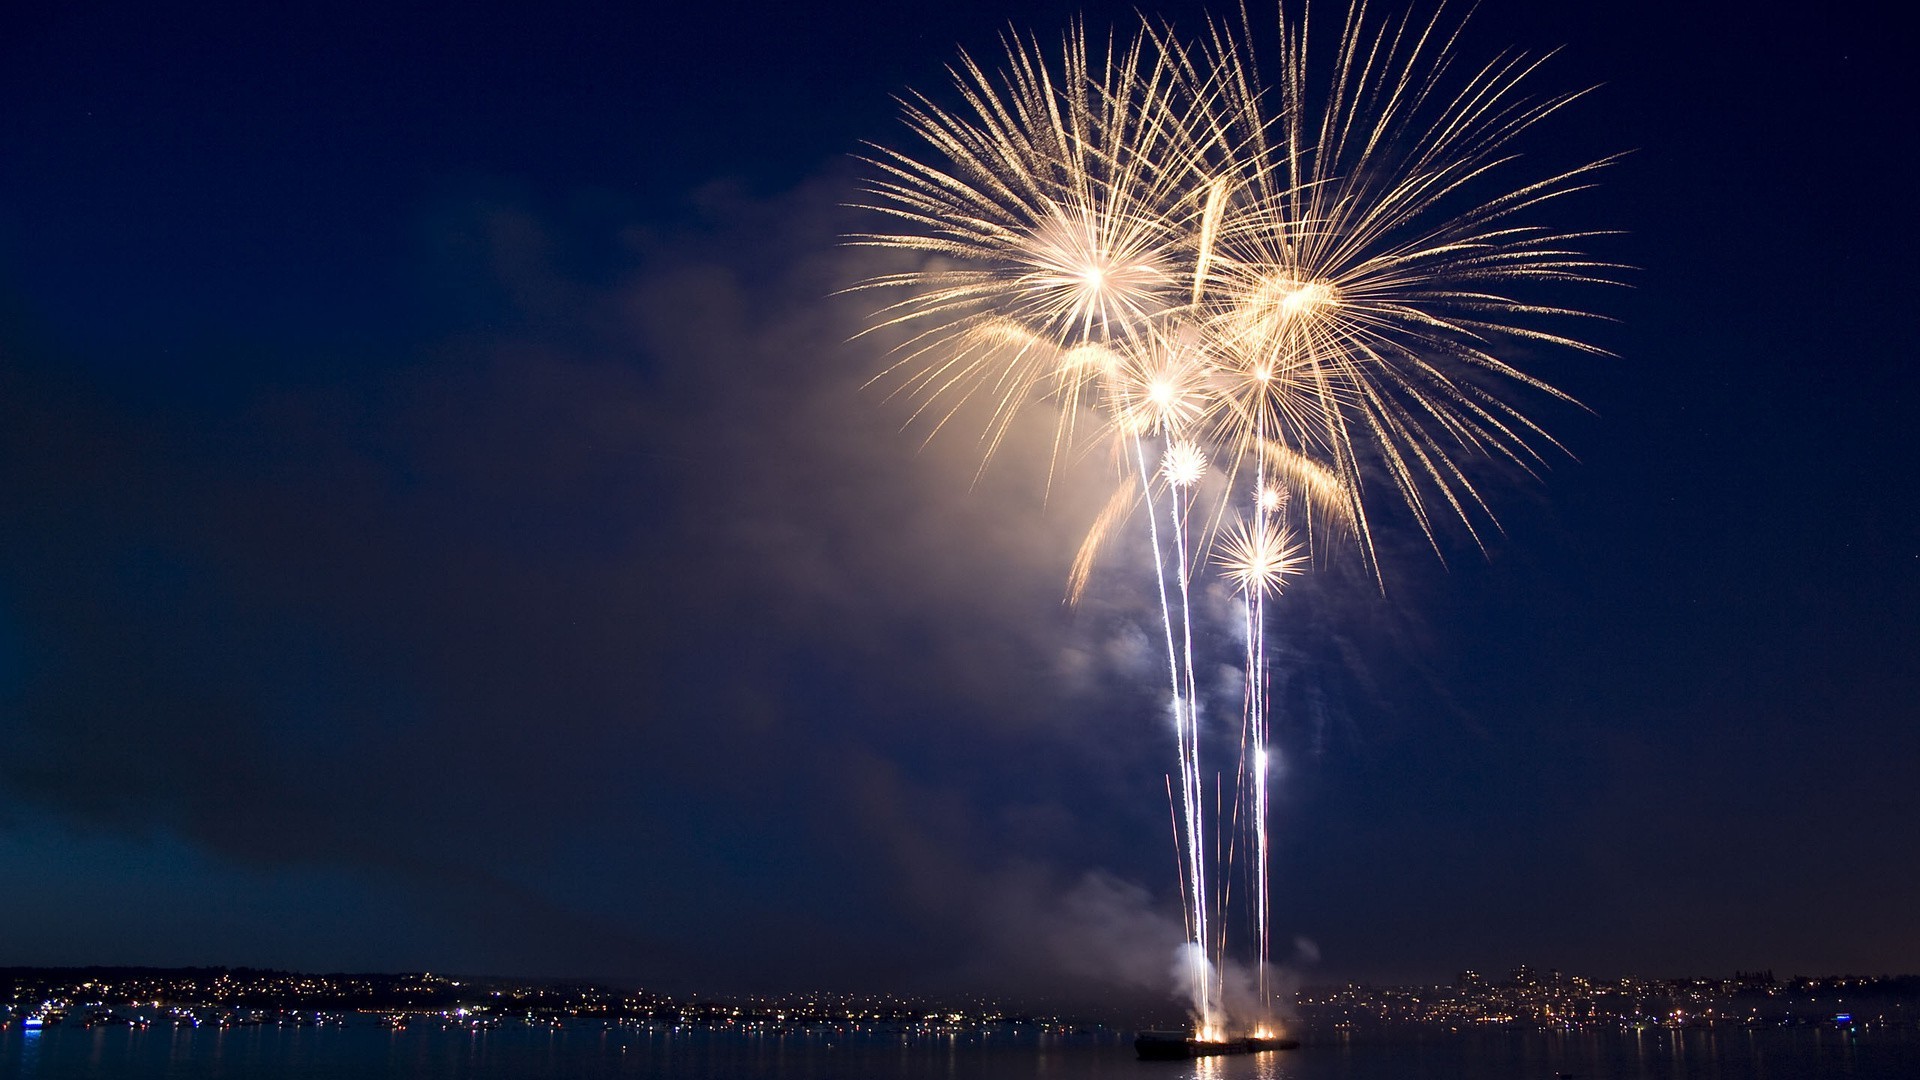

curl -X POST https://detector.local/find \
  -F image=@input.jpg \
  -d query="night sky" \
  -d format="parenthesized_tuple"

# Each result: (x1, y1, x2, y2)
(2, 0, 1914, 1007)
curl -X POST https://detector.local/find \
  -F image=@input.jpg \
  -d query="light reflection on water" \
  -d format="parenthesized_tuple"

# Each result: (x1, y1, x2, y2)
(0, 1024, 1911, 1080)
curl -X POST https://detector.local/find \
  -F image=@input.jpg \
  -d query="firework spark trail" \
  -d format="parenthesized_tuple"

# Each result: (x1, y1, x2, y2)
(1133, 433, 1212, 1023)
(1252, 565, 1270, 1013)
(1252, 358, 1273, 1019)
(1238, 580, 1265, 1007)
(853, 0, 1616, 1039)
(1168, 450, 1211, 1026)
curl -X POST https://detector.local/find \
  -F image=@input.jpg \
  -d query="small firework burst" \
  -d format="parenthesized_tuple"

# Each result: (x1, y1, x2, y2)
(1216, 518, 1307, 596)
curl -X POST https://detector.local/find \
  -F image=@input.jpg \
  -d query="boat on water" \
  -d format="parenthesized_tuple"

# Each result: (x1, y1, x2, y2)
(20, 1009, 65, 1030)
(1134, 1031, 1301, 1060)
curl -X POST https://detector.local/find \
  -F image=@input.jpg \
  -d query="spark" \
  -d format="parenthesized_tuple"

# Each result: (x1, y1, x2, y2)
(1161, 441, 1209, 488)
(1216, 518, 1306, 596)
(1107, 330, 1209, 436)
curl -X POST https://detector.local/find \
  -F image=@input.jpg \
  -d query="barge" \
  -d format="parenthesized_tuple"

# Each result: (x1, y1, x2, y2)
(1134, 1031, 1300, 1059)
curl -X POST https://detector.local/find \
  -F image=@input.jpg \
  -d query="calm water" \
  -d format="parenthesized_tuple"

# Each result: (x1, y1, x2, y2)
(2, 1024, 1913, 1079)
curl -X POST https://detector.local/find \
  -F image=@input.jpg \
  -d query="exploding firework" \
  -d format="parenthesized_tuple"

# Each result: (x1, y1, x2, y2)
(853, 0, 1617, 1038)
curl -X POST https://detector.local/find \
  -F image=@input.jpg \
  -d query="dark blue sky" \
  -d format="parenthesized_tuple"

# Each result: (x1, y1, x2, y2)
(1, 0, 1914, 1006)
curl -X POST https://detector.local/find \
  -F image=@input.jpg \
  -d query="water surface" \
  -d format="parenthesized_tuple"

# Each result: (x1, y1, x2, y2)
(3, 1023, 1911, 1079)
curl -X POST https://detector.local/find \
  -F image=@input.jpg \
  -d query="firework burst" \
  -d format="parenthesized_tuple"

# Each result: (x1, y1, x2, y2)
(1217, 516, 1307, 596)
(852, 0, 1618, 1038)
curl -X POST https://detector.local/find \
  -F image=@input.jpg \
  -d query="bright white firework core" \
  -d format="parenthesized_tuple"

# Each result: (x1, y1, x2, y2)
(1162, 441, 1207, 487)
(1280, 279, 1337, 316)
(1234, 276, 1341, 340)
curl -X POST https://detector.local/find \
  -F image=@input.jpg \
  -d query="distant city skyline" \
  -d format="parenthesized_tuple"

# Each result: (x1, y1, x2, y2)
(5, 962, 1916, 1034)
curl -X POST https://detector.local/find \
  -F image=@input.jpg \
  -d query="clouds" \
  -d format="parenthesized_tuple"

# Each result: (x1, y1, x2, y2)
(0, 174, 1228, 1000)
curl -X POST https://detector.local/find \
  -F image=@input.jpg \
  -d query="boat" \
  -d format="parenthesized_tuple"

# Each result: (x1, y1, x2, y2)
(1134, 1031, 1301, 1059)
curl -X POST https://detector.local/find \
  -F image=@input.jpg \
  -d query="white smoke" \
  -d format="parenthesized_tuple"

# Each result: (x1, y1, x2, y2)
(1167, 935, 1322, 1035)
